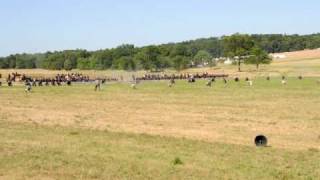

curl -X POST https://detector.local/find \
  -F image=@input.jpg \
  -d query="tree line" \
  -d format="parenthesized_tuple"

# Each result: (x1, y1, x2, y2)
(0, 33, 320, 71)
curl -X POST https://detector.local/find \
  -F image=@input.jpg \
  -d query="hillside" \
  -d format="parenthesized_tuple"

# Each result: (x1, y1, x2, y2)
(271, 48, 320, 61)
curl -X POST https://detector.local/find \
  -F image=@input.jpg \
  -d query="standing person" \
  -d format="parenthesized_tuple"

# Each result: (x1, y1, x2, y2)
(223, 78, 227, 84)
(131, 74, 137, 89)
(168, 77, 175, 87)
(206, 79, 212, 87)
(25, 80, 32, 93)
(66, 75, 72, 86)
(132, 74, 136, 82)
(266, 76, 270, 81)
(281, 79, 287, 85)
(131, 82, 137, 89)
(7, 80, 12, 87)
(94, 79, 101, 91)
(281, 76, 287, 85)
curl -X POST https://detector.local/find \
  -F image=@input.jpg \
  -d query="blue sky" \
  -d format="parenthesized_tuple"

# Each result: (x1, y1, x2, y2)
(0, 0, 319, 56)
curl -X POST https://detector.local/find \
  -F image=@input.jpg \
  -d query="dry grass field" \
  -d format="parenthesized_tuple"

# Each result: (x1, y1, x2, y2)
(0, 55, 320, 179)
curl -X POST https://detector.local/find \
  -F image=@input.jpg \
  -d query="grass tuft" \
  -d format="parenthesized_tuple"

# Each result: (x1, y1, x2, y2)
(69, 131, 79, 135)
(172, 157, 183, 165)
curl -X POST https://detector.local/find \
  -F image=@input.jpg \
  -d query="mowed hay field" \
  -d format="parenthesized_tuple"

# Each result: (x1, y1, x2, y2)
(1, 77, 320, 179)
(1, 55, 320, 179)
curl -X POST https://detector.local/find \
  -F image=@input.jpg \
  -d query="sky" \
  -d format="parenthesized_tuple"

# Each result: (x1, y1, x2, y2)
(0, 0, 319, 56)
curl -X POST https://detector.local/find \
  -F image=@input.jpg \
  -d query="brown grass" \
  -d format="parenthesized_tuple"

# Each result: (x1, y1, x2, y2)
(1, 78, 319, 151)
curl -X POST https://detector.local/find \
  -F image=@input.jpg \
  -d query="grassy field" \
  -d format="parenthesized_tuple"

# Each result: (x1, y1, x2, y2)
(1, 57, 320, 179)
(1, 76, 320, 179)
(0, 121, 319, 179)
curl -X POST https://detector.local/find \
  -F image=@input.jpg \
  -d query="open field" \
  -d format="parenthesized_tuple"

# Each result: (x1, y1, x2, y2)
(272, 49, 320, 61)
(1, 76, 320, 179)
(1, 121, 319, 179)
(1, 55, 320, 179)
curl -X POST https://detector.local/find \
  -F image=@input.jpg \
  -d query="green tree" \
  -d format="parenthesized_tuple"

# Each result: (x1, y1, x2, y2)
(7, 55, 16, 68)
(113, 44, 135, 60)
(77, 58, 91, 70)
(64, 59, 73, 70)
(170, 44, 189, 57)
(172, 56, 189, 71)
(157, 56, 171, 69)
(246, 47, 272, 70)
(193, 50, 212, 66)
(113, 56, 136, 70)
(223, 34, 255, 71)
(0, 57, 9, 68)
(44, 54, 65, 70)
(2, 33, 320, 71)
(93, 50, 113, 69)
(134, 51, 150, 70)
(134, 46, 162, 71)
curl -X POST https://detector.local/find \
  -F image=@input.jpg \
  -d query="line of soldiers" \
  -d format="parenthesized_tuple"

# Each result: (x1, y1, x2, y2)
(0, 72, 115, 88)
(167, 75, 308, 88)
(137, 72, 228, 81)
(55, 73, 90, 82)
(0, 72, 318, 92)
(6, 72, 22, 82)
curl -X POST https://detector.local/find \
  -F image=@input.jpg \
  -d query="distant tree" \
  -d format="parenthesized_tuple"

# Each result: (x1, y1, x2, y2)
(113, 44, 135, 60)
(172, 56, 189, 71)
(64, 59, 73, 70)
(77, 58, 91, 70)
(113, 56, 136, 70)
(157, 56, 171, 69)
(2, 33, 320, 71)
(193, 50, 212, 66)
(134, 51, 151, 70)
(15, 58, 26, 69)
(63, 52, 78, 69)
(134, 46, 162, 71)
(25, 58, 36, 69)
(34, 54, 46, 68)
(0, 57, 9, 68)
(170, 44, 189, 57)
(88, 57, 98, 69)
(93, 50, 113, 69)
(223, 34, 255, 71)
(7, 55, 16, 68)
(246, 47, 272, 70)
(44, 54, 65, 70)
(14, 54, 36, 69)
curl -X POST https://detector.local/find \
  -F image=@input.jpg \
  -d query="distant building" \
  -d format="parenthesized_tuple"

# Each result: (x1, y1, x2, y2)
(271, 54, 286, 59)
(224, 58, 233, 65)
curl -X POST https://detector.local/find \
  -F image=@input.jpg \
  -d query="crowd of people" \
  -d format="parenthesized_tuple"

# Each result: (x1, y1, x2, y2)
(136, 72, 228, 81)
(0, 72, 119, 88)
(0, 71, 318, 93)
